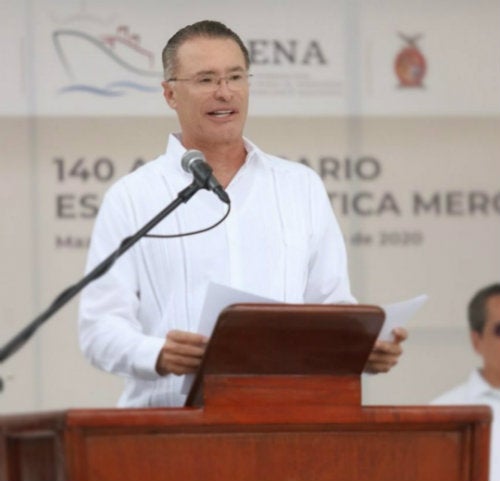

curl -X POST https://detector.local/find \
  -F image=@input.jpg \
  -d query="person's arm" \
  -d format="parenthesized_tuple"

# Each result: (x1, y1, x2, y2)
(302, 171, 407, 373)
(78, 183, 165, 381)
(303, 171, 356, 304)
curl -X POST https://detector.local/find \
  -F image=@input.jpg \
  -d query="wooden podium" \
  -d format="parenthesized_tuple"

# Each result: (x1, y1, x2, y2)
(0, 304, 492, 481)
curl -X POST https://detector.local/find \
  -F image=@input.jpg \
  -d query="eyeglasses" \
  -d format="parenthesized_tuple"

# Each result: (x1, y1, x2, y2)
(167, 72, 252, 92)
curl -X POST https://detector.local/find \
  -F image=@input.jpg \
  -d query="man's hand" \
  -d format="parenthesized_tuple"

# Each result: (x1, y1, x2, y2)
(364, 327, 408, 374)
(155, 330, 208, 376)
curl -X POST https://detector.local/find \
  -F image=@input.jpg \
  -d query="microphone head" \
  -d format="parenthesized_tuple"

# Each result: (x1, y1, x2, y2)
(181, 149, 205, 173)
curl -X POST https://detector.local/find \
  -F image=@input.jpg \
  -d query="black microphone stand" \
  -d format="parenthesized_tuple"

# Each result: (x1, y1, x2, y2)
(0, 181, 202, 366)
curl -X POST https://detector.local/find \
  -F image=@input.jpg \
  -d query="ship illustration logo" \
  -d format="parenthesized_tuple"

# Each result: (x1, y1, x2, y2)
(394, 33, 427, 88)
(53, 25, 163, 96)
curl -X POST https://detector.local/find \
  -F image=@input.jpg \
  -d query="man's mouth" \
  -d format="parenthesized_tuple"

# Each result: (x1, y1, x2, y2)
(208, 109, 236, 118)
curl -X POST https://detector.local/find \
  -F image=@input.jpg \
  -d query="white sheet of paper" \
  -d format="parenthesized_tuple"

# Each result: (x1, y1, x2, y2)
(181, 283, 428, 394)
(181, 283, 278, 394)
(379, 294, 429, 341)
(196, 282, 279, 337)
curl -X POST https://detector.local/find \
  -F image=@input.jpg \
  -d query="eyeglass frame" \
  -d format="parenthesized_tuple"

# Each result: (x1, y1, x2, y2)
(166, 71, 253, 92)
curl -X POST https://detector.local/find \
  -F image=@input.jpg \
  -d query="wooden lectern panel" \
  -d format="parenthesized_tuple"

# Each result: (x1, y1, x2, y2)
(0, 405, 492, 481)
(187, 303, 384, 407)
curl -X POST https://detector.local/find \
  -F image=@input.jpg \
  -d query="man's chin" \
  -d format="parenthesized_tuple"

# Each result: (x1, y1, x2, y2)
(205, 126, 244, 146)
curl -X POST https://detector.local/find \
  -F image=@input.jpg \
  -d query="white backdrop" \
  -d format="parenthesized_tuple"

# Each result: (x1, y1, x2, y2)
(1, 0, 499, 412)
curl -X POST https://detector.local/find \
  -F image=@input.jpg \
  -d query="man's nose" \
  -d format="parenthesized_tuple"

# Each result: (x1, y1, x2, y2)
(214, 78, 233, 99)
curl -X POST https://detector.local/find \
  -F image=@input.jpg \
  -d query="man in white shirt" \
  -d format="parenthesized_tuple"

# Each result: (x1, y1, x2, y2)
(431, 283, 500, 481)
(78, 20, 407, 407)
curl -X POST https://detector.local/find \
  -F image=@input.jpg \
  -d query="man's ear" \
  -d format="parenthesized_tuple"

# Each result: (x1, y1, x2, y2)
(162, 81, 177, 109)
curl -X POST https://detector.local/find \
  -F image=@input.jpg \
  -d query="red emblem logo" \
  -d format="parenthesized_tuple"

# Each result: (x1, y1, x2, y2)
(394, 33, 427, 88)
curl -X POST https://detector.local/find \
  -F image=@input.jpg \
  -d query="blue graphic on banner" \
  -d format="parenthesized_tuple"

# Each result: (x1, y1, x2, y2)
(58, 81, 160, 96)
(53, 26, 162, 97)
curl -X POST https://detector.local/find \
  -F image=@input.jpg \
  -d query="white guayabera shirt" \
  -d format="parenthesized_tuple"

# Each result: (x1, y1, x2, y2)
(79, 134, 355, 407)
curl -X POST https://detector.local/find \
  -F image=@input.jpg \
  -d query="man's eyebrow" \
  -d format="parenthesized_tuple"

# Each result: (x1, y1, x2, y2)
(227, 66, 246, 72)
(193, 66, 246, 76)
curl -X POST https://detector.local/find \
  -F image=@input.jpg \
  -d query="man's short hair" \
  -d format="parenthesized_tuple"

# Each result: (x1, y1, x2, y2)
(162, 20, 250, 80)
(468, 283, 500, 333)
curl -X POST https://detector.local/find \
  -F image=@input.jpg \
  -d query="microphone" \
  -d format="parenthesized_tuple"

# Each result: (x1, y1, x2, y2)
(181, 150, 230, 204)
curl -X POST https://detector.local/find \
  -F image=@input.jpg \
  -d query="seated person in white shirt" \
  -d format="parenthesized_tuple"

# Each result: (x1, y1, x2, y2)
(431, 283, 500, 481)
(78, 20, 407, 408)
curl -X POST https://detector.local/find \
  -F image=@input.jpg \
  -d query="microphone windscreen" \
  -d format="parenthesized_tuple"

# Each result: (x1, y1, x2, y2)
(181, 149, 205, 173)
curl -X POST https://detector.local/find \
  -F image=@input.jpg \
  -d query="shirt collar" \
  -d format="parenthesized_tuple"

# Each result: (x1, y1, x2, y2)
(468, 368, 500, 399)
(164, 133, 263, 177)
(165, 133, 189, 176)
(242, 136, 261, 163)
